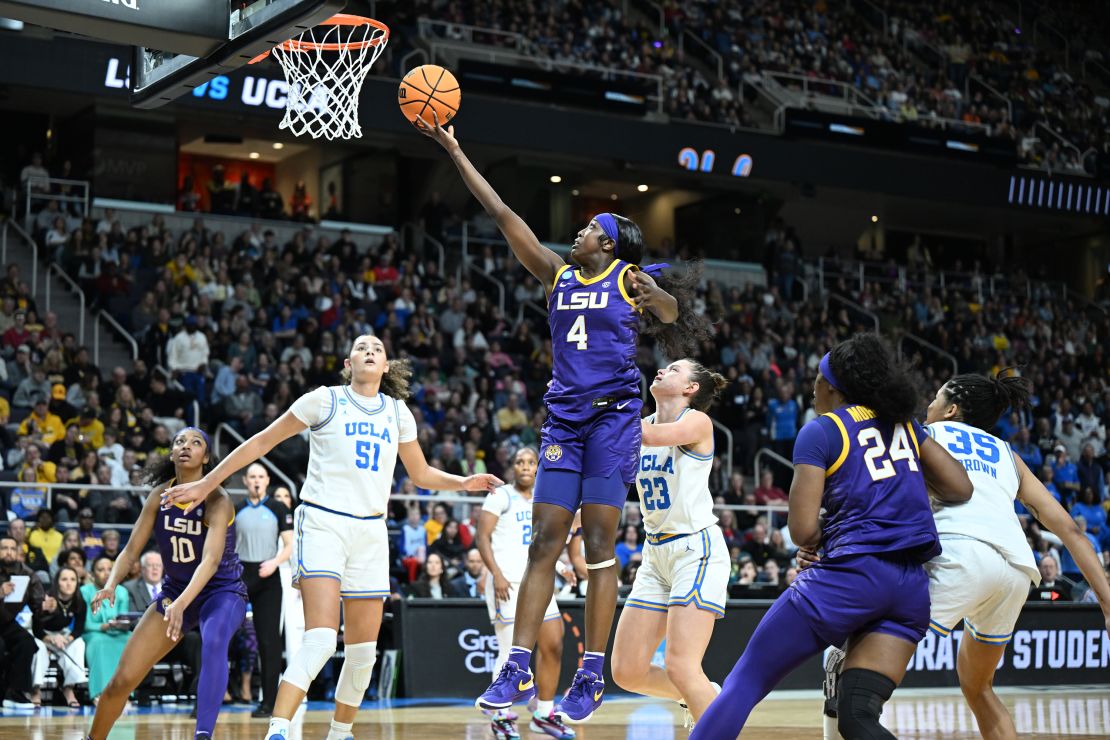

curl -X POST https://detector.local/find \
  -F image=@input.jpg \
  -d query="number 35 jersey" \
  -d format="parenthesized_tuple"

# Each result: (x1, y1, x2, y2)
(793, 406, 939, 563)
(924, 421, 1037, 579)
(291, 385, 418, 518)
(637, 411, 718, 537)
(545, 259, 640, 421)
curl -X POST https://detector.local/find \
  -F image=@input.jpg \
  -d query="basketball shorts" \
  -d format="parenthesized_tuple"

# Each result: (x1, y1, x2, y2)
(293, 503, 390, 598)
(485, 573, 560, 626)
(155, 577, 247, 633)
(787, 551, 930, 646)
(626, 526, 729, 618)
(926, 535, 1033, 645)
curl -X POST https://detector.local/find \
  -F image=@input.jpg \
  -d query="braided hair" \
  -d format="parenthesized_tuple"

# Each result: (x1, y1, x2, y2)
(942, 370, 1032, 431)
(827, 334, 919, 423)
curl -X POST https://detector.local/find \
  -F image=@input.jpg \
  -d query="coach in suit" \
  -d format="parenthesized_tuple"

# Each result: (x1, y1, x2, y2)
(448, 548, 486, 599)
(125, 551, 202, 704)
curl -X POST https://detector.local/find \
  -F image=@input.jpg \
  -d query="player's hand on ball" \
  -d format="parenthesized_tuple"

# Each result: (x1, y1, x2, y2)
(494, 574, 512, 602)
(796, 547, 820, 570)
(90, 587, 116, 614)
(162, 478, 214, 514)
(463, 474, 504, 492)
(163, 601, 185, 642)
(414, 110, 459, 151)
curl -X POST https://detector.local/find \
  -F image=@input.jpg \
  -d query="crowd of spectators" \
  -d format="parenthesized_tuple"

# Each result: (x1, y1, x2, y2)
(400, 0, 1107, 174)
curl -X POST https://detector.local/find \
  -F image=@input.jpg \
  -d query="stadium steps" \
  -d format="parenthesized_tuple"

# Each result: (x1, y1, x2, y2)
(4, 222, 132, 371)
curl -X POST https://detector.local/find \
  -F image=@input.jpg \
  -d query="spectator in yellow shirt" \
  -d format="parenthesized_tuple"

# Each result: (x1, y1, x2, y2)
(19, 444, 57, 483)
(65, 407, 105, 449)
(424, 502, 448, 544)
(166, 252, 198, 287)
(27, 509, 64, 565)
(17, 398, 65, 445)
(495, 393, 529, 434)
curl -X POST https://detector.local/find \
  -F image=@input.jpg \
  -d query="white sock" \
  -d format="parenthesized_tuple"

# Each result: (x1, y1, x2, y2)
(266, 717, 290, 738)
(536, 699, 554, 717)
(326, 719, 354, 740)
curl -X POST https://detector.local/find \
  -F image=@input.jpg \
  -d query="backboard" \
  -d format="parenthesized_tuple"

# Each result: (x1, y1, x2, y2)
(132, 0, 347, 109)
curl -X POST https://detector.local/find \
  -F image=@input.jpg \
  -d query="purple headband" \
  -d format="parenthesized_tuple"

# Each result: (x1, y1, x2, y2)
(819, 352, 843, 393)
(595, 213, 619, 257)
(177, 426, 211, 449)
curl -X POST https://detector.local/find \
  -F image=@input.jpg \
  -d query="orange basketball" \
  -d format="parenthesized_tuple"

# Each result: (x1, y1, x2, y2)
(398, 64, 461, 127)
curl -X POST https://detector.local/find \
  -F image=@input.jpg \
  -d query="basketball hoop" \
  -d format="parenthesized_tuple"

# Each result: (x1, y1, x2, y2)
(250, 14, 389, 140)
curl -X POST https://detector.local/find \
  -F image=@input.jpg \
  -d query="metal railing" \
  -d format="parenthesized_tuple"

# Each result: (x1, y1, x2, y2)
(425, 39, 665, 114)
(1, 219, 38, 296)
(825, 293, 880, 332)
(852, 0, 888, 36)
(1033, 18, 1070, 70)
(968, 73, 1013, 124)
(0, 480, 254, 519)
(44, 262, 85, 344)
(464, 262, 506, 316)
(753, 447, 794, 493)
(1031, 121, 1084, 164)
(417, 18, 529, 52)
(23, 177, 90, 226)
(711, 418, 734, 482)
(214, 423, 298, 497)
(680, 27, 724, 80)
(399, 222, 446, 276)
(154, 363, 203, 427)
(897, 332, 958, 376)
(95, 310, 139, 364)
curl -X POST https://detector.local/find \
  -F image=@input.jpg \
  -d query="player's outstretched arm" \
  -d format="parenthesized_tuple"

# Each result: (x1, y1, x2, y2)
(1015, 454, 1110, 628)
(91, 487, 162, 614)
(919, 436, 973, 504)
(398, 439, 503, 493)
(162, 411, 307, 513)
(415, 113, 564, 290)
(641, 408, 712, 450)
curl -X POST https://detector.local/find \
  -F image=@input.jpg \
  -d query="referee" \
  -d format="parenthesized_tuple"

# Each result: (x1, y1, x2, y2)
(235, 462, 293, 718)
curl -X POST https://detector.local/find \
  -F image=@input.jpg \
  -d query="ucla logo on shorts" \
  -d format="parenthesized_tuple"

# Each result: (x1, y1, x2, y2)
(544, 445, 563, 462)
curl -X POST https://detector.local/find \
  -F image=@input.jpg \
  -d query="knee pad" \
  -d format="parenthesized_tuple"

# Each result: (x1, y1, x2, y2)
(836, 668, 896, 740)
(335, 641, 377, 707)
(282, 627, 337, 692)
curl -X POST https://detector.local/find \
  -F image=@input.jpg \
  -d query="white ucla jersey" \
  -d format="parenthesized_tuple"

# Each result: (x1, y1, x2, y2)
(290, 385, 417, 518)
(925, 421, 1038, 581)
(637, 410, 718, 536)
(481, 484, 533, 582)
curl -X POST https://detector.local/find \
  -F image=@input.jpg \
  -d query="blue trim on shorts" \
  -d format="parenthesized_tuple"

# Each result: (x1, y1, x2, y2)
(664, 528, 725, 616)
(645, 531, 692, 545)
(294, 506, 342, 582)
(928, 619, 953, 637)
(965, 623, 1013, 644)
(625, 598, 669, 613)
(302, 500, 384, 520)
(340, 590, 390, 599)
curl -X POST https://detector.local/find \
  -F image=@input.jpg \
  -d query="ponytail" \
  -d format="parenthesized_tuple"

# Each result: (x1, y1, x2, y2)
(943, 370, 1032, 431)
(641, 261, 714, 359)
(683, 357, 729, 411)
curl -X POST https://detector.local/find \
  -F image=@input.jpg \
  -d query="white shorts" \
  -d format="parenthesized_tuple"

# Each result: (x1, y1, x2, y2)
(926, 535, 1033, 645)
(485, 573, 561, 625)
(292, 504, 389, 599)
(626, 525, 729, 618)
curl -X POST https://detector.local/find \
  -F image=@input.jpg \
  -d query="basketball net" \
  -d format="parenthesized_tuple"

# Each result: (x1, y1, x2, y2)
(264, 15, 389, 140)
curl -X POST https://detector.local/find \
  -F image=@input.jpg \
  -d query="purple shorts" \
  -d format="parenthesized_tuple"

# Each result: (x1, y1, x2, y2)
(155, 577, 248, 633)
(535, 400, 642, 511)
(786, 552, 930, 646)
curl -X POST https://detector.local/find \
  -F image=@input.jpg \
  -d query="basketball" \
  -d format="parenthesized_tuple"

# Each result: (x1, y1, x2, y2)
(398, 64, 461, 127)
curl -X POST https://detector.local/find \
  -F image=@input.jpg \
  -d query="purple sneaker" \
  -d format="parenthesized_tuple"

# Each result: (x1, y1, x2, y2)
(529, 710, 576, 739)
(557, 669, 604, 723)
(476, 661, 537, 711)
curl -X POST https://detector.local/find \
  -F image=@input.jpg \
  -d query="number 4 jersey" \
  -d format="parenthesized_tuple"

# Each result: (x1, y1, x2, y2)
(924, 421, 1038, 580)
(793, 405, 940, 563)
(637, 410, 718, 537)
(291, 386, 418, 518)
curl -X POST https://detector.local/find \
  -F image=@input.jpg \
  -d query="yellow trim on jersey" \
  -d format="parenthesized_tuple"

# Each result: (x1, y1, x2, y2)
(550, 265, 569, 295)
(616, 264, 640, 312)
(575, 259, 621, 285)
(823, 412, 851, 477)
(905, 423, 921, 456)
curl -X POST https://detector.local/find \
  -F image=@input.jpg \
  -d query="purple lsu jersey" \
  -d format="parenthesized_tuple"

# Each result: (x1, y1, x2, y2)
(544, 259, 640, 420)
(156, 498, 244, 589)
(793, 405, 940, 563)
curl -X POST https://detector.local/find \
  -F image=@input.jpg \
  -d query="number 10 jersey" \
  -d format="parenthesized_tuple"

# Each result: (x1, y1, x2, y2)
(290, 385, 418, 518)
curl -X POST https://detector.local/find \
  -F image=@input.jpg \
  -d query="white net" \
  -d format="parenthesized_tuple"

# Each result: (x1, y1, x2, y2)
(270, 17, 389, 140)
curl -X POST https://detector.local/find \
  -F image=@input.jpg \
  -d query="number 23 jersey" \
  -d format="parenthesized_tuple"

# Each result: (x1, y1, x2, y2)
(291, 385, 418, 518)
(637, 411, 718, 536)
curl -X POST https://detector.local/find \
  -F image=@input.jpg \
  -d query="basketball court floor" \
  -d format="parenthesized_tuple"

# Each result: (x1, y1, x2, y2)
(2, 687, 1108, 739)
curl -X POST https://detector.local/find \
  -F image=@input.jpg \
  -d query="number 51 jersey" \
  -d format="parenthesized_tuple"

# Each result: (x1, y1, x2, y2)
(291, 385, 418, 518)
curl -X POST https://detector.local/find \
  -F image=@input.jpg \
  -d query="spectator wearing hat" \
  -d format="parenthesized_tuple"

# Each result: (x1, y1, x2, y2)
(17, 398, 64, 446)
(49, 382, 76, 422)
(166, 315, 209, 404)
(2, 310, 30, 350)
(1051, 445, 1081, 502)
(64, 407, 105, 449)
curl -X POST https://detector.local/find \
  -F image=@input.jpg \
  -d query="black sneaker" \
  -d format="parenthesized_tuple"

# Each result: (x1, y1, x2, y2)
(3, 690, 37, 709)
(251, 704, 273, 718)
